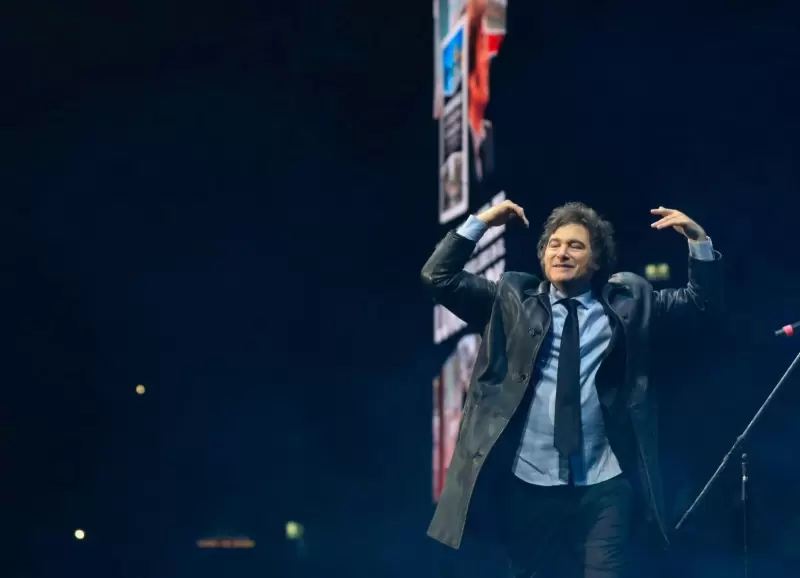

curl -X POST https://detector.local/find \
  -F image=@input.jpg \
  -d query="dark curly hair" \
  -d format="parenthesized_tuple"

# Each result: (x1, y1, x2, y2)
(536, 202, 617, 285)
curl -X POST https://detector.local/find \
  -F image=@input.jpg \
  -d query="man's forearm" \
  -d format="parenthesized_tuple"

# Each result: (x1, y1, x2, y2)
(682, 235, 723, 315)
(420, 224, 496, 329)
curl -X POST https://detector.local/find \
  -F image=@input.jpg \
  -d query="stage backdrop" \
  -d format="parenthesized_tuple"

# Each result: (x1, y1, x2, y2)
(432, 0, 508, 502)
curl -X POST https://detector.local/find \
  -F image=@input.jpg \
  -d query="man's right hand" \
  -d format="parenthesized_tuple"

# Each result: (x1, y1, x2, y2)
(477, 199, 530, 228)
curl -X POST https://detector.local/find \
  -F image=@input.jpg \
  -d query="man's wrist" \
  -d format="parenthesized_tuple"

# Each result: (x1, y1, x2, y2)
(456, 214, 489, 242)
(687, 235, 714, 261)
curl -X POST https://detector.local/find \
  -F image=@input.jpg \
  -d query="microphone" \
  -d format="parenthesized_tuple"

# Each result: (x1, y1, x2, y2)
(775, 321, 800, 337)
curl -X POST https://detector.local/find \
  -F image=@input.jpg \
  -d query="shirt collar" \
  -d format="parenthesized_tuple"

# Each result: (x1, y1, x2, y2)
(548, 284, 595, 308)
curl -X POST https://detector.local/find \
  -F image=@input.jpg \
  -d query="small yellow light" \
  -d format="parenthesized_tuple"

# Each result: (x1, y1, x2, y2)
(136, 384, 146, 395)
(645, 263, 671, 281)
(74, 529, 85, 540)
(285, 521, 304, 540)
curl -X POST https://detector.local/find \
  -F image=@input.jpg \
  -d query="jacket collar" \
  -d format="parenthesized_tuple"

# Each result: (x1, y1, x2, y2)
(529, 280, 549, 296)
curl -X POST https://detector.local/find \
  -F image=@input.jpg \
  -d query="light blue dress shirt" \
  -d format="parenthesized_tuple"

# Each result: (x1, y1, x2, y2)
(456, 214, 715, 486)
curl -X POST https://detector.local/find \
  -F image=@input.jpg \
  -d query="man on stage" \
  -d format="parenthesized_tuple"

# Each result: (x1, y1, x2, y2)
(421, 200, 723, 577)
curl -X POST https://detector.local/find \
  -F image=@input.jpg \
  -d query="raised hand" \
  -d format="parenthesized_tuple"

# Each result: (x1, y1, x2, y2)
(477, 200, 530, 228)
(650, 207, 707, 241)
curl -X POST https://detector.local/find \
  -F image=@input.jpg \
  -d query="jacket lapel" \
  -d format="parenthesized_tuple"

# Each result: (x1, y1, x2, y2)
(522, 280, 552, 334)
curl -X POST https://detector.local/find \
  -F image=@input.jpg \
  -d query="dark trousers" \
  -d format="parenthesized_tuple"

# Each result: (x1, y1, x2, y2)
(503, 474, 634, 578)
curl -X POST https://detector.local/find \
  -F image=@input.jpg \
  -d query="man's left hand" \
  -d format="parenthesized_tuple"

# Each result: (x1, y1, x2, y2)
(650, 207, 707, 241)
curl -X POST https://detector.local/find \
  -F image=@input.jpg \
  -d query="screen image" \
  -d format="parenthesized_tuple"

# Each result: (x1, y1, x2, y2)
(439, 22, 470, 225)
(433, 334, 480, 502)
(435, 0, 507, 224)
(466, 0, 506, 187)
(431, 0, 508, 503)
(436, 0, 468, 45)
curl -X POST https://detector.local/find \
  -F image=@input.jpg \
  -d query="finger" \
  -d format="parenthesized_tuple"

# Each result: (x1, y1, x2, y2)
(649, 206, 674, 216)
(510, 203, 529, 227)
(651, 218, 677, 229)
(651, 215, 686, 229)
(650, 210, 685, 225)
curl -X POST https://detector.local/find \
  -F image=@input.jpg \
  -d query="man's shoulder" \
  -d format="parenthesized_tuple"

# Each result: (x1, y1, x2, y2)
(498, 271, 541, 292)
(608, 271, 653, 295)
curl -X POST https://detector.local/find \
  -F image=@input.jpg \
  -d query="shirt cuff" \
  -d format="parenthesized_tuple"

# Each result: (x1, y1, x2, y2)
(688, 237, 715, 261)
(456, 214, 489, 242)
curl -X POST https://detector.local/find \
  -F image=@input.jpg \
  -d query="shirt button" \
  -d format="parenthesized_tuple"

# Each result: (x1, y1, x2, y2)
(515, 372, 529, 382)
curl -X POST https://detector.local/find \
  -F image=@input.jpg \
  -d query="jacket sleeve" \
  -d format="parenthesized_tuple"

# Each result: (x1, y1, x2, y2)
(421, 231, 498, 329)
(653, 250, 723, 322)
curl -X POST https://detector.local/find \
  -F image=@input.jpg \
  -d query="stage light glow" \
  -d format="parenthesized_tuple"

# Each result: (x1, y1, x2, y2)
(136, 384, 146, 395)
(645, 263, 671, 281)
(285, 521, 304, 540)
(74, 529, 85, 540)
(197, 537, 255, 549)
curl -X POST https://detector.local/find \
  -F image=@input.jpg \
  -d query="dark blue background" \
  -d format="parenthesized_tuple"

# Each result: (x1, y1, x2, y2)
(3, 0, 800, 576)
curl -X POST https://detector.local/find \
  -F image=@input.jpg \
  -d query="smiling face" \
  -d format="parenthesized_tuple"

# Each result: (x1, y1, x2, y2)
(542, 223, 596, 294)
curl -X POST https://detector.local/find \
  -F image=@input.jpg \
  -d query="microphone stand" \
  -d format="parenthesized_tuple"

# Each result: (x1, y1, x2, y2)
(741, 453, 748, 578)
(674, 347, 800, 565)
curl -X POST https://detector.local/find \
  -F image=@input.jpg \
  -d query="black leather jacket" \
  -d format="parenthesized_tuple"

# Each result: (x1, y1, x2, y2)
(422, 230, 723, 550)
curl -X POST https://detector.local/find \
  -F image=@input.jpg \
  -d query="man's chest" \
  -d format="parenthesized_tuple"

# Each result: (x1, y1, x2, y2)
(540, 300, 614, 372)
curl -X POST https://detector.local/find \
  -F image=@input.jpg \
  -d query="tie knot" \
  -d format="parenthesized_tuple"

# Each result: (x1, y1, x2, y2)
(558, 298, 578, 313)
